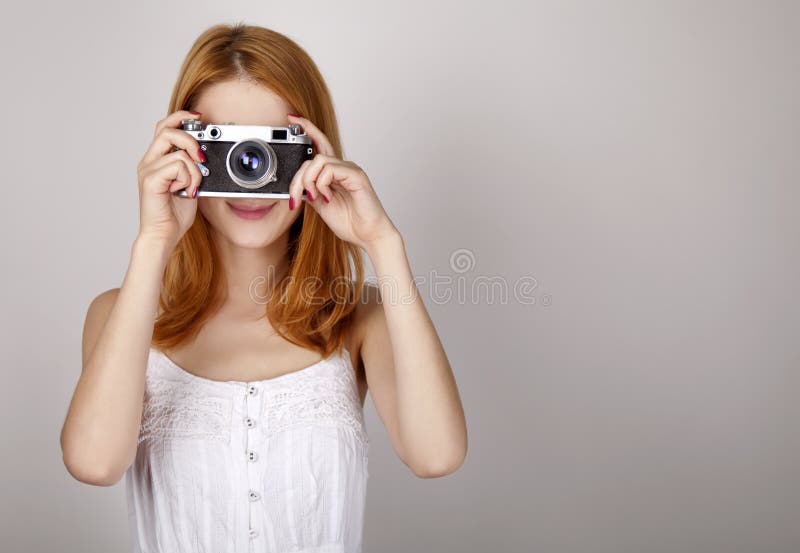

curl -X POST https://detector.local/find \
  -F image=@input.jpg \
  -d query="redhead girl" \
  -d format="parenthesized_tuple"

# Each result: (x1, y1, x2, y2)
(60, 22, 466, 552)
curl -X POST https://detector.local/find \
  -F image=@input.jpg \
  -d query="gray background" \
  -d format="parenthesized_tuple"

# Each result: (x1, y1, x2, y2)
(1, 1, 798, 552)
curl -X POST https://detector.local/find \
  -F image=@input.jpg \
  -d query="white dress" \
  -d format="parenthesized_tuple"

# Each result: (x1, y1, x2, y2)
(125, 346, 370, 553)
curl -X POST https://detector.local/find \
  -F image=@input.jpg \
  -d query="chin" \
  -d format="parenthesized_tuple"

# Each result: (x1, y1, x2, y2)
(224, 227, 284, 249)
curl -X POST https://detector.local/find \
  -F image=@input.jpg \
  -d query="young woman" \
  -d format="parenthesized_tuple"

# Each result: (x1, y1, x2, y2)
(60, 22, 466, 552)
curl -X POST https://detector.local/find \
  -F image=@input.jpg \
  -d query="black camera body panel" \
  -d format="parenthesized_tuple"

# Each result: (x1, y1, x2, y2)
(175, 119, 314, 198)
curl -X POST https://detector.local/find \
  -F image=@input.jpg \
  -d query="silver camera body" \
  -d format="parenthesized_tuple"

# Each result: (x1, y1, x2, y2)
(175, 118, 314, 198)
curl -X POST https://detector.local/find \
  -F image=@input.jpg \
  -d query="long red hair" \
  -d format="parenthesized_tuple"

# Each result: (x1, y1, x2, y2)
(152, 22, 364, 357)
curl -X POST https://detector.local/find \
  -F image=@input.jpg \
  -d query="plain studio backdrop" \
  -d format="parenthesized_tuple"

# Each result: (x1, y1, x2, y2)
(1, 1, 798, 552)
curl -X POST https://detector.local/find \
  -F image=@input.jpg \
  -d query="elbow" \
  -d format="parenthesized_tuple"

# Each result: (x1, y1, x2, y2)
(411, 448, 467, 479)
(62, 452, 123, 487)
(60, 432, 127, 487)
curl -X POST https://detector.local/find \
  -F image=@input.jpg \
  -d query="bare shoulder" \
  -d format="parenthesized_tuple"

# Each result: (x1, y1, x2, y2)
(81, 288, 120, 366)
(344, 283, 381, 364)
(349, 281, 384, 353)
(357, 281, 384, 317)
(85, 287, 120, 324)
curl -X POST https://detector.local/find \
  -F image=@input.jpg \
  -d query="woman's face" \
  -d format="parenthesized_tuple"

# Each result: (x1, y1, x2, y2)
(192, 78, 302, 249)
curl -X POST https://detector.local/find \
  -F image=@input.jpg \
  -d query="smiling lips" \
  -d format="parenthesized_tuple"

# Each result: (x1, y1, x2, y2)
(226, 201, 277, 220)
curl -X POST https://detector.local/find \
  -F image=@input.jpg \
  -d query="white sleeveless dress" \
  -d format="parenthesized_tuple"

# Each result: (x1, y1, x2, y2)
(124, 346, 370, 553)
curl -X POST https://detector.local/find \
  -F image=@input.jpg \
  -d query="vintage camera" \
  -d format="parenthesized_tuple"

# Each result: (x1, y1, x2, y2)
(174, 118, 314, 198)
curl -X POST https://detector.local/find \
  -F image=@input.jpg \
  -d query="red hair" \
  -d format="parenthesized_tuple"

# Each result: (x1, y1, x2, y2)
(152, 22, 364, 357)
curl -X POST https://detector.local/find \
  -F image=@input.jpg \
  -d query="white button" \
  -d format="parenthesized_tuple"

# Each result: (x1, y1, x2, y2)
(249, 528, 258, 539)
(248, 385, 258, 396)
(244, 417, 256, 428)
(247, 450, 258, 462)
(248, 490, 261, 501)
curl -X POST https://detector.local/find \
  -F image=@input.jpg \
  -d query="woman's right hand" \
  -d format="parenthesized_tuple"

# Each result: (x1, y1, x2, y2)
(136, 109, 206, 250)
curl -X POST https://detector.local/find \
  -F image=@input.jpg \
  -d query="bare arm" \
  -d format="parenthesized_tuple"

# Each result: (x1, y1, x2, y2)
(282, 113, 467, 478)
(60, 236, 171, 486)
(360, 231, 468, 478)
(60, 109, 205, 486)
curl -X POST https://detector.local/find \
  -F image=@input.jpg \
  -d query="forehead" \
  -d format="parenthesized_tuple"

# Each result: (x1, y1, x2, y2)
(193, 79, 292, 126)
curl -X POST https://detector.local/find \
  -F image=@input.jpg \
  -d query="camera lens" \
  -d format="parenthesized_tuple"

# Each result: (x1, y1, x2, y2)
(226, 139, 277, 189)
(238, 150, 261, 173)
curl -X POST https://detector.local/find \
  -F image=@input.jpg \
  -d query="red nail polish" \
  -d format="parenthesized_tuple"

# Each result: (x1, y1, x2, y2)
(288, 113, 301, 118)
(197, 148, 206, 162)
(307, 190, 315, 201)
(321, 193, 330, 203)
(189, 111, 201, 115)
(289, 197, 295, 210)
(192, 188, 198, 198)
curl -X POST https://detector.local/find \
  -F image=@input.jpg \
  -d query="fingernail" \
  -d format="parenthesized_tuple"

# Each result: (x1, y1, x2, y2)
(288, 113, 301, 118)
(189, 111, 201, 115)
(192, 188, 198, 198)
(197, 148, 207, 162)
(289, 197, 295, 210)
(321, 193, 330, 203)
(307, 190, 315, 201)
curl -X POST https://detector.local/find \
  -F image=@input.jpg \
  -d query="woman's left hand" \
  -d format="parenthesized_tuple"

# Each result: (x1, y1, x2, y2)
(286, 114, 399, 251)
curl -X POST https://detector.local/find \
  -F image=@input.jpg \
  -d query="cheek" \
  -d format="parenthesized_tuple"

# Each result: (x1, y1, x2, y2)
(197, 198, 231, 230)
(265, 204, 304, 236)
(197, 198, 217, 221)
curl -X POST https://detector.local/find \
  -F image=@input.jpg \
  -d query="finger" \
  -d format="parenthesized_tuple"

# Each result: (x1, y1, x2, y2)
(287, 114, 336, 157)
(304, 154, 347, 202)
(310, 157, 364, 193)
(166, 161, 193, 194)
(314, 164, 336, 204)
(288, 159, 313, 211)
(141, 126, 206, 168)
(300, 157, 326, 203)
(153, 109, 202, 141)
(301, 190, 323, 215)
(147, 149, 203, 196)
(146, 150, 203, 197)
(141, 158, 192, 196)
(173, 149, 203, 197)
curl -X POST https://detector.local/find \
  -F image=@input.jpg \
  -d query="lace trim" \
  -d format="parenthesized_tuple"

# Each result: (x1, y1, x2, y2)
(137, 377, 233, 444)
(262, 373, 370, 448)
(139, 349, 369, 450)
